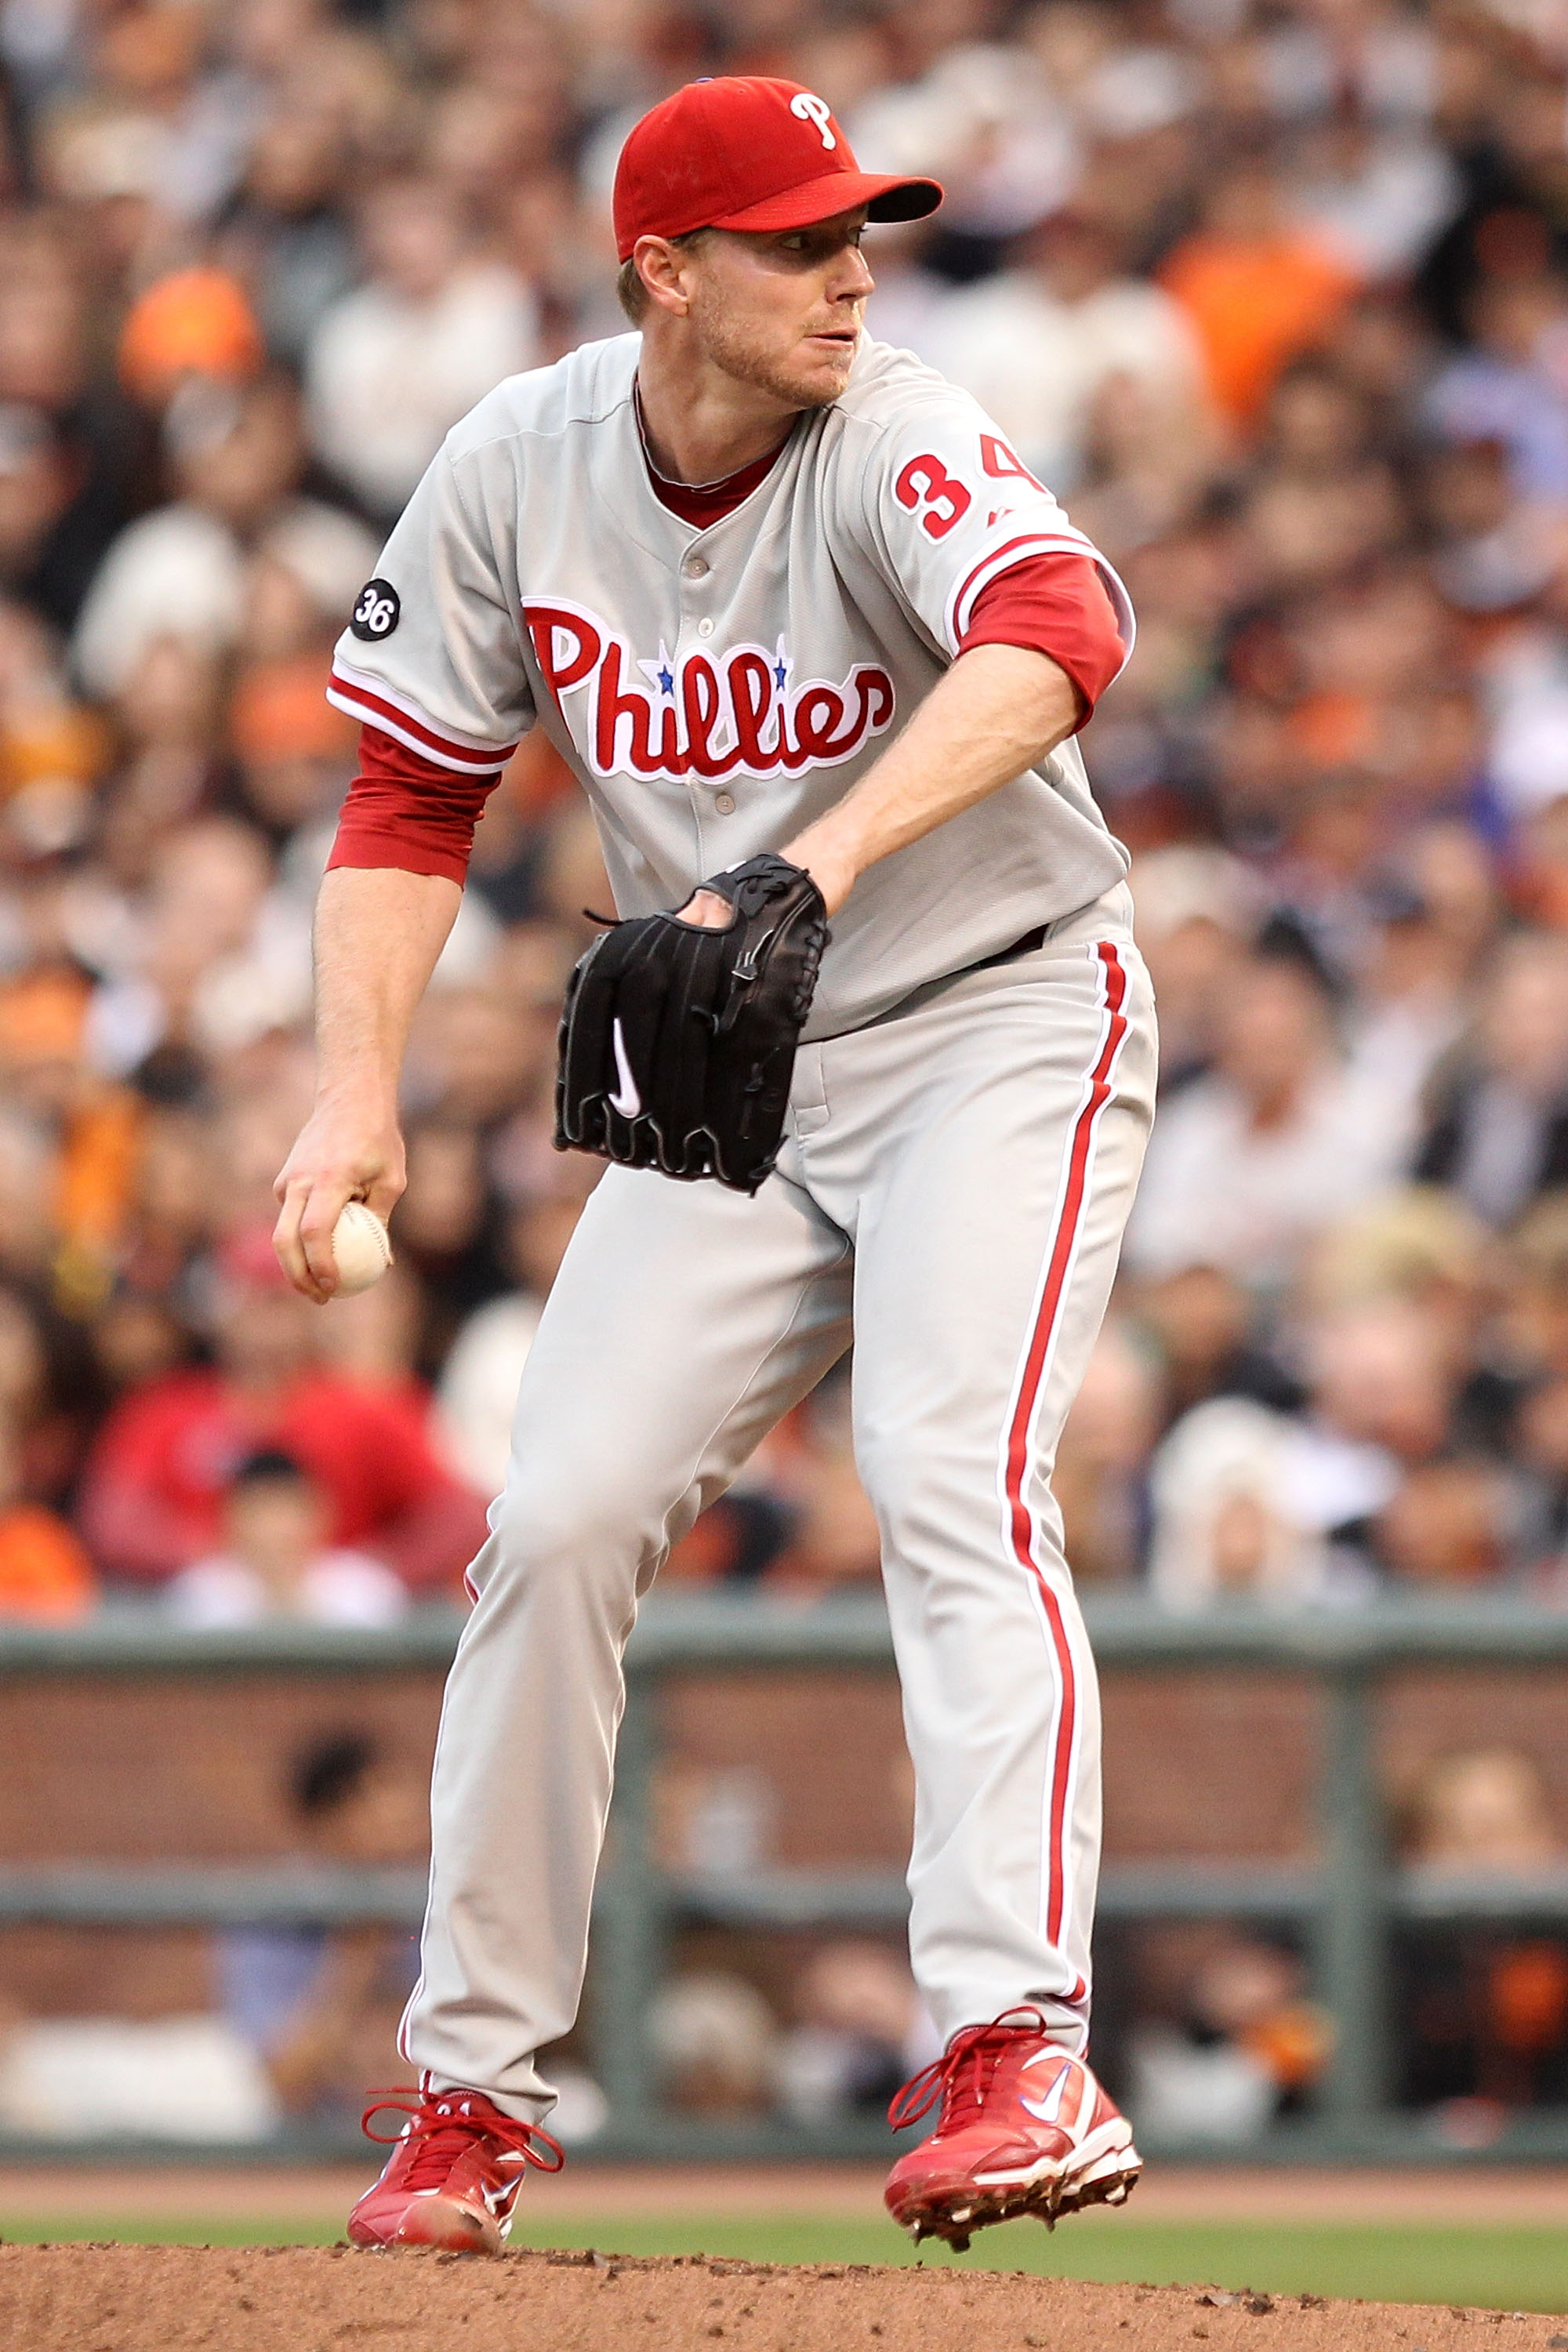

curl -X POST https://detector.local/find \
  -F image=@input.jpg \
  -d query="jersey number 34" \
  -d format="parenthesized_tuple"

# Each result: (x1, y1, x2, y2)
(895, 437, 1047, 539)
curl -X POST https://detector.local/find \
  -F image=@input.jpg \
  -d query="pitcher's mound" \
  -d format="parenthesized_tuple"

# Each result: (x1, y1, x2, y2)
(0, 2239, 1556, 2350)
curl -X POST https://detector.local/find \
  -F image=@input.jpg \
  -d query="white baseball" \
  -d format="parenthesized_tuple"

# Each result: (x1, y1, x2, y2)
(329, 1201, 393, 1296)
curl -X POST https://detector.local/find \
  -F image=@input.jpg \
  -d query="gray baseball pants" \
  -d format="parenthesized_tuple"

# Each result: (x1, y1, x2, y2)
(401, 883, 1156, 2122)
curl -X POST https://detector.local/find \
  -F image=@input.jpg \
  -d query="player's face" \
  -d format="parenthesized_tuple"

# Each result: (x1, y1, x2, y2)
(685, 210, 875, 411)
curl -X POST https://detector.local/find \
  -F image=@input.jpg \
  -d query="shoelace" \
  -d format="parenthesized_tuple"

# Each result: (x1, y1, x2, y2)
(887, 2005, 1054, 2134)
(361, 2089, 565, 2189)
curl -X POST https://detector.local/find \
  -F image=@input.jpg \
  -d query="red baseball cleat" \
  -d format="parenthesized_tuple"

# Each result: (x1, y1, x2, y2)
(884, 2007, 1141, 2249)
(347, 2086, 564, 2253)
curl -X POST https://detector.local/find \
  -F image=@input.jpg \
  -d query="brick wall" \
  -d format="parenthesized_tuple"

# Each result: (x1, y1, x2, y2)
(2, 1664, 1566, 2017)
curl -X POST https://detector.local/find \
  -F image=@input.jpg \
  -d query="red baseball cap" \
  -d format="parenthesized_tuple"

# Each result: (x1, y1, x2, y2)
(613, 77, 942, 263)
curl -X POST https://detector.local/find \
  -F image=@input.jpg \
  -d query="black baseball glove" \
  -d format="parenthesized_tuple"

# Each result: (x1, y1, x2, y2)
(554, 854, 829, 1196)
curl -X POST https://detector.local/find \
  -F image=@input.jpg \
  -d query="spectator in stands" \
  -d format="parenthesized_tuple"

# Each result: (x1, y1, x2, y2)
(1127, 845, 1261, 1095)
(1238, 360, 1404, 599)
(0, 406, 108, 641)
(216, 1730, 425, 2118)
(314, 1259, 428, 1396)
(1301, 1188, 1490, 1395)
(931, 179, 1210, 493)
(0, 1409, 96, 1619)
(0, 873, 142, 1309)
(432, 1151, 604, 1501)
(1374, 1455, 1516, 1591)
(71, 370, 376, 704)
(1406, 1748, 1565, 1878)
(1127, 932, 1408, 1292)
(0, 1287, 71, 1492)
(1156, 150, 1356, 426)
(1424, 271, 1568, 507)
(1146, 1286, 1492, 1602)
(167, 1446, 408, 1627)
(648, 1970, 780, 2116)
(1127, 1931, 1332, 2143)
(85, 810, 305, 1075)
(1414, 932, 1568, 1229)
(304, 175, 539, 522)
(1134, 1260, 1299, 1426)
(1495, 1192, 1568, 1387)
(78, 1222, 488, 1592)
(228, 654, 358, 849)
(1053, 1316, 1166, 1586)
(1146, 1396, 1338, 1609)
(117, 269, 264, 417)
(1294, 1296, 1472, 1572)
(391, 1116, 509, 1369)
(221, 99, 359, 371)
(777, 1940, 938, 2123)
(1289, 103, 1460, 286)
(1398, 1748, 1568, 2119)
(0, 599, 107, 880)
(1486, 1196, 1568, 1588)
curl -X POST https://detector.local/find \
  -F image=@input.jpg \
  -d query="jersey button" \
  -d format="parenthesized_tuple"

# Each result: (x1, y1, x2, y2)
(683, 554, 709, 579)
(715, 791, 736, 815)
(697, 616, 714, 637)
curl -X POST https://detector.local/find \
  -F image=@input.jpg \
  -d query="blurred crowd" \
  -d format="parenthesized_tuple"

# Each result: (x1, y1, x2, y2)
(8, 0, 1568, 1626)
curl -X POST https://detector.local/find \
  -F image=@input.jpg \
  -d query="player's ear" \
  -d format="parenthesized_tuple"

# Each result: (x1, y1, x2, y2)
(634, 235, 696, 318)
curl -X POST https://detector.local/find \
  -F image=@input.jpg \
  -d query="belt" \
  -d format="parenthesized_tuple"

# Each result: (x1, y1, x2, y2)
(815, 920, 1058, 1044)
(962, 921, 1051, 978)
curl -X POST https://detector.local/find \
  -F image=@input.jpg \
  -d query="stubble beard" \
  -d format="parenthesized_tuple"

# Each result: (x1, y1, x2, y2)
(691, 286, 858, 413)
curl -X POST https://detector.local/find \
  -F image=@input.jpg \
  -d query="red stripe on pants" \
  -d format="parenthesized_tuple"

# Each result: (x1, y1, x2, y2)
(1003, 942, 1128, 1997)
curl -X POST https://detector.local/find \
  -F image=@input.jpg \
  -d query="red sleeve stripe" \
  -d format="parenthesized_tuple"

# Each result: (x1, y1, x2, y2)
(326, 662, 520, 774)
(946, 532, 1135, 670)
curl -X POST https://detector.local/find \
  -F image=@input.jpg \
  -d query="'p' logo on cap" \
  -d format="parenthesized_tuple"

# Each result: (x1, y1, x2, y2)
(789, 92, 837, 150)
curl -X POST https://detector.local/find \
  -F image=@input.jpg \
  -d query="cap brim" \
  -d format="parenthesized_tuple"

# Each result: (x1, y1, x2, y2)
(711, 170, 943, 235)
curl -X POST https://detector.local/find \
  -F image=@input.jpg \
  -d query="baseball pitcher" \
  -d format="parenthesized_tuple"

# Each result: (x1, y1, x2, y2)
(274, 74, 1157, 2255)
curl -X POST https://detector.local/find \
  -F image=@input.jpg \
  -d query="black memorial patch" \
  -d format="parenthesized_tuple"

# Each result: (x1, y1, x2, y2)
(350, 579, 401, 641)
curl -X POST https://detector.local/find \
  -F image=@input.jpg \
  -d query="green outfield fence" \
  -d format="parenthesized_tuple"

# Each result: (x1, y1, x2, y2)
(4, 1595, 1568, 2165)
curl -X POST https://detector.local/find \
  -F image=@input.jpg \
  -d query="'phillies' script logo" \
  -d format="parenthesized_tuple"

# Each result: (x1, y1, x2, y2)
(523, 599, 895, 781)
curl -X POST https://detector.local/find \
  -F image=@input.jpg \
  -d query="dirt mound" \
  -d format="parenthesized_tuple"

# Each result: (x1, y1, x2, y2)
(2, 2241, 1562, 2352)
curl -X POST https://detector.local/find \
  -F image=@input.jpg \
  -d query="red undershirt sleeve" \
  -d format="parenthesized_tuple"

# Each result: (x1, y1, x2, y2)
(957, 550, 1127, 731)
(325, 724, 503, 886)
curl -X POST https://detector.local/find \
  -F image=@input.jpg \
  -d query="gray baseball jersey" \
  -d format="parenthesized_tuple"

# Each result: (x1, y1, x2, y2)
(327, 330, 1134, 1039)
